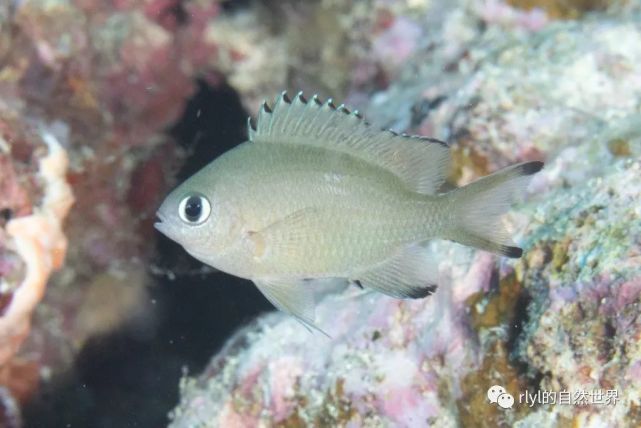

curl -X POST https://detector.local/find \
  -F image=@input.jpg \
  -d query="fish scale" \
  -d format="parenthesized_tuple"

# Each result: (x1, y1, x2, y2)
(245, 146, 424, 276)
(210, 143, 435, 277)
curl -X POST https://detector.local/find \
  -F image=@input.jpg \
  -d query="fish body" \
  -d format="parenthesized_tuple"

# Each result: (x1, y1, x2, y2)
(174, 141, 445, 279)
(155, 92, 543, 331)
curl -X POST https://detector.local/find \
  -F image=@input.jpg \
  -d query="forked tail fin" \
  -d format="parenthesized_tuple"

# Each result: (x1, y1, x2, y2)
(445, 161, 543, 258)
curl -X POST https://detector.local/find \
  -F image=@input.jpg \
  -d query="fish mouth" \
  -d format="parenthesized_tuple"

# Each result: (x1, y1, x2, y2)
(154, 211, 168, 235)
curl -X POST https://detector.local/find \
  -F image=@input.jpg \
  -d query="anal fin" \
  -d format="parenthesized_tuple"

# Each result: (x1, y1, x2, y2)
(355, 244, 439, 299)
(254, 278, 329, 336)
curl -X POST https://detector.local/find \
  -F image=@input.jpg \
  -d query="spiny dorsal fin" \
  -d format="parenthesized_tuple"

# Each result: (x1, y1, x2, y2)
(248, 91, 451, 195)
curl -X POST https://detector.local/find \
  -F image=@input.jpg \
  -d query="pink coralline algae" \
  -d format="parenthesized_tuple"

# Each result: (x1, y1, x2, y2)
(371, 16, 424, 77)
(170, 6, 641, 428)
(476, 0, 549, 31)
(13, 0, 218, 146)
(169, 247, 488, 427)
(169, 249, 523, 426)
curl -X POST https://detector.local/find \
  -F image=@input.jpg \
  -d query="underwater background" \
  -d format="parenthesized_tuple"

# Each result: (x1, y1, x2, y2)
(0, 0, 640, 427)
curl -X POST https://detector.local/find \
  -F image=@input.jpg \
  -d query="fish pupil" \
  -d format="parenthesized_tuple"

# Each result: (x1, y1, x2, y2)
(184, 196, 202, 222)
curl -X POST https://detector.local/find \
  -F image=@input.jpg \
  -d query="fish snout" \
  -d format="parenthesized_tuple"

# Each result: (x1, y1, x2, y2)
(154, 211, 169, 235)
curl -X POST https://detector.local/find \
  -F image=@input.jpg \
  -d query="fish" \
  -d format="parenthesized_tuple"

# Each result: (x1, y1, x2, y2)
(155, 91, 543, 332)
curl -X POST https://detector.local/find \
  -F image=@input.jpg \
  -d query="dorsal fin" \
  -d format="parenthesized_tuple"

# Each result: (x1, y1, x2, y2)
(248, 91, 451, 194)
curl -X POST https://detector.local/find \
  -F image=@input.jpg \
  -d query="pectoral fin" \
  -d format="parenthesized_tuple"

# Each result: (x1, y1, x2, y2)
(249, 207, 321, 264)
(355, 244, 439, 299)
(254, 278, 329, 336)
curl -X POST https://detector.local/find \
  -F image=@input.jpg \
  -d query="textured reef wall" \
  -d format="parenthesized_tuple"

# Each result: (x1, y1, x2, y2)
(0, 0, 221, 416)
(169, 1, 641, 427)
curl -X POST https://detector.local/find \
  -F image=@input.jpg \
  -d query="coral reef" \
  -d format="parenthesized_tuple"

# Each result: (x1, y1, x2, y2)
(168, 248, 504, 427)
(204, 0, 445, 113)
(0, 0, 215, 407)
(368, 9, 641, 183)
(170, 4, 641, 428)
(513, 158, 641, 426)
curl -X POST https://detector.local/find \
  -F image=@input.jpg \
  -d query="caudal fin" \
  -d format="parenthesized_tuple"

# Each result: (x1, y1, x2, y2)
(446, 161, 543, 258)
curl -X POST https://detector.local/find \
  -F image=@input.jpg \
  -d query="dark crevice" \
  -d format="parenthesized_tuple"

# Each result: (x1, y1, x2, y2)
(221, 0, 253, 13)
(0, 208, 12, 222)
(170, 1, 189, 25)
(506, 291, 531, 357)
(506, 288, 543, 388)
(23, 81, 271, 428)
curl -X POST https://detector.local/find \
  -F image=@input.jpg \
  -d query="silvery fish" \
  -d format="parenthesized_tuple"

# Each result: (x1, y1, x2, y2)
(155, 91, 543, 332)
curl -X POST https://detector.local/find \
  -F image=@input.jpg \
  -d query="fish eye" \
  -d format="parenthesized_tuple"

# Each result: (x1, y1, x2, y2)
(178, 193, 211, 225)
